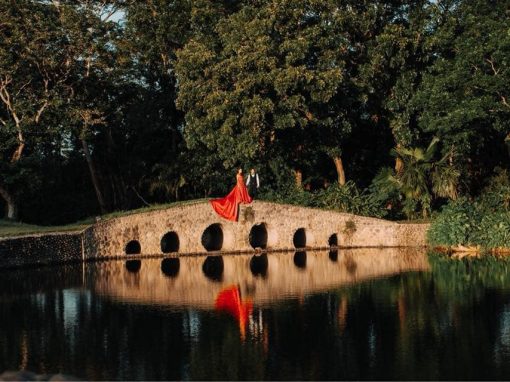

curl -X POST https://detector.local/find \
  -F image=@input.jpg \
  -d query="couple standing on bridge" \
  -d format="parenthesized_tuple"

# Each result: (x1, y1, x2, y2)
(210, 168, 260, 221)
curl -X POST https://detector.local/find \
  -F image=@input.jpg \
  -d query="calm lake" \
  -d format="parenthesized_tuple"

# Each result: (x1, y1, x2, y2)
(2, 248, 510, 380)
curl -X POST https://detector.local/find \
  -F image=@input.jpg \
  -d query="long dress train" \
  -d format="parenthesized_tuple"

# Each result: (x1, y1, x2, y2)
(210, 174, 252, 221)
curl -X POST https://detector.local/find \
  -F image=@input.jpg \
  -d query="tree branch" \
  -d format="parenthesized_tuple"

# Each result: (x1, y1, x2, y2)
(0, 76, 22, 126)
(14, 80, 32, 98)
(34, 100, 49, 124)
(486, 58, 499, 75)
(501, 95, 510, 109)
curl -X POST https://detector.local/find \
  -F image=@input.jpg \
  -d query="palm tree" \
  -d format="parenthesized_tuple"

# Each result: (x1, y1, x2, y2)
(375, 137, 460, 219)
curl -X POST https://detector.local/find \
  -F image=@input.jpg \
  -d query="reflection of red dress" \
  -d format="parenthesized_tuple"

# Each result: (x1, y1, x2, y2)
(210, 174, 252, 221)
(215, 285, 253, 339)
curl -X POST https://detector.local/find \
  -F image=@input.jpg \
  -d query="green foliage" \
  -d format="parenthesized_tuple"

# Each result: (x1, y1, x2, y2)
(373, 138, 460, 219)
(314, 182, 387, 218)
(259, 182, 315, 208)
(343, 220, 357, 236)
(260, 180, 386, 218)
(0, 218, 92, 237)
(0, 0, 509, 225)
(175, 0, 350, 171)
(428, 170, 510, 248)
(472, 211, 510, 249)
(477, 168, 510, 212)
(412, 0, 510, 189)
(427, 197, 479, 247)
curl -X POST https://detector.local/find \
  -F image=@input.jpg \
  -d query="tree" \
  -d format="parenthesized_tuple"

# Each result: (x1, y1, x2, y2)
(412, 0, 510, 191)
(115, 0, 192, 202)
(357, 0, 438, 173)
(0, 0, 75, 219)
(175, 0, 351, 187)
(374, 137, 460, 218)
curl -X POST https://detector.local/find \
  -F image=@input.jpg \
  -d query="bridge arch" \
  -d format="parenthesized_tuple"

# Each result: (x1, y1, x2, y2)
(201, 224, 223, 251)
(125, 240, 141, 255)
(249, 223, 268, 249)
(201, 223, 235, 251)
(328, 233, 338, 247)
(82, 200, 429, 259)
(161, 231, 179, 253)
(293, 228, 306, 248)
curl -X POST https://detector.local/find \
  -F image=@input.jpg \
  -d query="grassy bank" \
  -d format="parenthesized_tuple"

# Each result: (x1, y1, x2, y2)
(0, 199, 209, 238)
(0, 219, 92, 238)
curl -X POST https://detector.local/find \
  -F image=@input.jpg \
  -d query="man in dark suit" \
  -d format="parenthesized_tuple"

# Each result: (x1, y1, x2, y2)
(246, 168, 260, 199)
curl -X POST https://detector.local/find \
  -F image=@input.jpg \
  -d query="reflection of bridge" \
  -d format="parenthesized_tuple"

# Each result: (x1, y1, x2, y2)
(83, 201, 429, 259)
(91, 248, 430, 308)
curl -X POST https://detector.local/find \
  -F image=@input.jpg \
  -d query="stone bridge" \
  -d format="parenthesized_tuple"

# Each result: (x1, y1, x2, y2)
(82, 200, 429, 258)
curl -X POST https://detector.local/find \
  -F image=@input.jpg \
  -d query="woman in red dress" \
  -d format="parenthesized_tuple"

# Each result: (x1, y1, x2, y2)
(210, 168, 252, 221)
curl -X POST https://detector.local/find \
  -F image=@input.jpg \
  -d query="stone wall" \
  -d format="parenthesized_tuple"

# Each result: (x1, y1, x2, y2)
(0, 232, 83, 269)
(0, 200, 430, 268)
(83, 200, 430, 258)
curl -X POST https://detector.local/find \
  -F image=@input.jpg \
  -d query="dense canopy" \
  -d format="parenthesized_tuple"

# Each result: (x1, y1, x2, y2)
(0, 0, 508, 224)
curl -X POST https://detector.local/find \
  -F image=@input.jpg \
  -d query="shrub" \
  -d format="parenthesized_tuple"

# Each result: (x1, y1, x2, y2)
(471, 211, 510, 248)
(260, 181, 387, 218)
(478, 168, 510, 213)
(427, 198, 479, 247)
(427, 170, 510, 249)
(259, 183, 315, 207)
(315, 181, 387, 218)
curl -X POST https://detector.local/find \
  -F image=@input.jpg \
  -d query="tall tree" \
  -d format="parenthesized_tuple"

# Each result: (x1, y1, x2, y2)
(175, 0, 350, 186)
(412, 0, 510, 190)
(0, 0, 75, 219)
(116, 0, 192, 202)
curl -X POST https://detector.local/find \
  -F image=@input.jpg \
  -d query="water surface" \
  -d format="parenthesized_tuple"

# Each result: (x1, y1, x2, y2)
(2, 249, 510, 380)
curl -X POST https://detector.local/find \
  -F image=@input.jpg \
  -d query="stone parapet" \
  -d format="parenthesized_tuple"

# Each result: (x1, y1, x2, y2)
(0, 232, 83, 269)
(0, 200, 430, 268)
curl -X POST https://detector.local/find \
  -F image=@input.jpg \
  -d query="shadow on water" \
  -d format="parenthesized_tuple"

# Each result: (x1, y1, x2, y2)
(125, 260, 141, 273)
(293, 251, 307, 269)
(202, 256, 224, 281)
(15, 249, 510, 381)
(250, 254, 268, 278)
(84, 248, 430, 308)
(329, 249, 338, 262)
(161, 258, 180, 277)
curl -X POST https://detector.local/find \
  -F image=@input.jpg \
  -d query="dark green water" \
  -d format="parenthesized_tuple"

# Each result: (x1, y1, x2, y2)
(2, 250, 510, 380)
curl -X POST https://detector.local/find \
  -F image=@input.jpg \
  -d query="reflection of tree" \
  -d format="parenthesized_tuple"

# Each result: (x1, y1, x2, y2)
(4, 255, 510, 379)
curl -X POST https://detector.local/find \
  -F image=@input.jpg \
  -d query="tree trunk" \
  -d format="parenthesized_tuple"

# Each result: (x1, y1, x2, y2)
(105, 128, 128, 209)
(333, 156, 346, 186)
(293, 169, 303, 188)
(11, 141, 25, 163)
(0, 183, 18, 220)
(395, 144, 404, 175)
(81, 137, 107, 214)
(395, 157, 404, 175)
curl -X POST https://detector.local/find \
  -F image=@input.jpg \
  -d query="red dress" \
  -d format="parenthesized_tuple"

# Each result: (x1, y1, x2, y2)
(210, 174, 252, 221)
